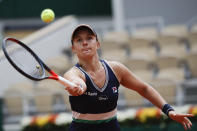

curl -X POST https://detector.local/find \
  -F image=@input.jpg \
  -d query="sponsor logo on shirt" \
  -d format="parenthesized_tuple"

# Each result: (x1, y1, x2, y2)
(98, 95, 108, 101)
(112, 87, 117, 93)
(84, 92, 97, 96)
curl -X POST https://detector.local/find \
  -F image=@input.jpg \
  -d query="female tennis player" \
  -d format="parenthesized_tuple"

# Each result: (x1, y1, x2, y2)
(64, 24, 193, 131)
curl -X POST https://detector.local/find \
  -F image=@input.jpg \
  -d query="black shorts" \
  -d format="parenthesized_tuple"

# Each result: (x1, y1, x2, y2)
(69, 118, 121, 131)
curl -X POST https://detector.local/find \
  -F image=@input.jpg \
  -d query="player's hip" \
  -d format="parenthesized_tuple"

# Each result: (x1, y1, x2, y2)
(69, 117, 120, 131)
(72, 108, 117, 121)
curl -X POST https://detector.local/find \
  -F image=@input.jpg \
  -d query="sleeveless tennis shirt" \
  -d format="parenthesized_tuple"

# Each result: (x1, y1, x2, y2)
(69, 60, 120, 114)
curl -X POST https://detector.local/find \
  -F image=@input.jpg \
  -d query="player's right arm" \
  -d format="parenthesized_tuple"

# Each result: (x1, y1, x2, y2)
(63, 67, 87, 96)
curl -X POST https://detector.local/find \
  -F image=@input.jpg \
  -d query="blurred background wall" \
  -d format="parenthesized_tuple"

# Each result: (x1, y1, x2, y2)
(1, 0, 197, 27)
(124, 0, 197, 25)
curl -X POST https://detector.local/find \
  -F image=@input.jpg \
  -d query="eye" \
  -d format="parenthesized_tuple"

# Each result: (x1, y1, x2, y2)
(76, 38, 82, 43)
(87, 36, 93, 40)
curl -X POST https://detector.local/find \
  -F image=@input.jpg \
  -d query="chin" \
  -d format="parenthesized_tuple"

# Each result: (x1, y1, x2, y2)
(79, 53, 94, 59)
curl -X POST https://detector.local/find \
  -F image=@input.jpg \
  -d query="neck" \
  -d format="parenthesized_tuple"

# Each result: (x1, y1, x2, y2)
(78, 54, 101, 71)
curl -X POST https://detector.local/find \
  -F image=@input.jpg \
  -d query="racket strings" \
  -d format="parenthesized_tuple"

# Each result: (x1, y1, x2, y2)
(5, 40, 45, 79)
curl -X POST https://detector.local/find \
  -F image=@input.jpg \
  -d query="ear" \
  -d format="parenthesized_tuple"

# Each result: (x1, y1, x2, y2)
(96, 41, 101, 49)
(71, 45, 76, 54)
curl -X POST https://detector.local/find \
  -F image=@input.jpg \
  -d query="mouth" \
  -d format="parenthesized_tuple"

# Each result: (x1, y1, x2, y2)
(82, 48, 91, 53)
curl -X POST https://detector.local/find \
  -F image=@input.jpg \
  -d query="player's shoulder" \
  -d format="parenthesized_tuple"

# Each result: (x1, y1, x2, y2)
(104, 60, 125, 69)
(103, 60, 128, 82)
(104, 60, 130, 73)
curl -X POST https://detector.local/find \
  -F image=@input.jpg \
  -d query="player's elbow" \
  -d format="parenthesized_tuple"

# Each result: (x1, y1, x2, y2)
(137, 83, 150, 96)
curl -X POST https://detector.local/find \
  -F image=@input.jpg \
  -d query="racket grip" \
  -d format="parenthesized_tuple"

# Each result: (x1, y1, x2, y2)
(58, 76, 76, 88)
(57, 76, 84, 92)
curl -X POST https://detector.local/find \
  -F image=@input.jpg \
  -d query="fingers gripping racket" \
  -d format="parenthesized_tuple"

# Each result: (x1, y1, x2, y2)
(2, 37, 79, 90)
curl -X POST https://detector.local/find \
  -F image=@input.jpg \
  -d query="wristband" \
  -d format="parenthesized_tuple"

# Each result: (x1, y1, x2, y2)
(162, 104, 174, 116)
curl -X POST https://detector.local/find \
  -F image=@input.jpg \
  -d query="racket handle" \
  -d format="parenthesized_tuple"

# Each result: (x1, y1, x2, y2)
(57, 76, 84, 93)
(58, 76, 76, 88)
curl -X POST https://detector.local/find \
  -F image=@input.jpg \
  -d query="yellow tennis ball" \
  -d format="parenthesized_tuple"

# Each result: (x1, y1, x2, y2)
(41, 9, 55, 23)
(36, 65, 40, 69)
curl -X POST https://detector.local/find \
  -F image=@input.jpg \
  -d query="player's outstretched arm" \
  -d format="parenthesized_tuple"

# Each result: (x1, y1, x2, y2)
(109, 61, 193, 130)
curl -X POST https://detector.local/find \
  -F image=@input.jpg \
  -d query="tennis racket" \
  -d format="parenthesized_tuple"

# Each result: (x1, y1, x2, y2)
(2, 37, 80, 91)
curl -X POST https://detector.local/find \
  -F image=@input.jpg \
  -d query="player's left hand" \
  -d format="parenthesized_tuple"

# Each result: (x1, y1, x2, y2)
(168, 111, 194, 130)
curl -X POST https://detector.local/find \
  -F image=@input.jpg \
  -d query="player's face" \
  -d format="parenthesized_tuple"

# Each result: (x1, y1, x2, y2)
(72, 30, 100, 58)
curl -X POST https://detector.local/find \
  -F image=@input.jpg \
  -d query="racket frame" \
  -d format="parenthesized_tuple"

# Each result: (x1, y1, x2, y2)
(2, 37, 47, 81)
(2, 37, 79, 90)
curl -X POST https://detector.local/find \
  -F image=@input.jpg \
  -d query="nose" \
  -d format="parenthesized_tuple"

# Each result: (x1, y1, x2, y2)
(82, 40, 88, 46)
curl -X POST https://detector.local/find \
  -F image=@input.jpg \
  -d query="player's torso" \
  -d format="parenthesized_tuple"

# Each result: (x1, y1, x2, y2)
(69, 60, 120, 114)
